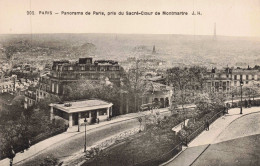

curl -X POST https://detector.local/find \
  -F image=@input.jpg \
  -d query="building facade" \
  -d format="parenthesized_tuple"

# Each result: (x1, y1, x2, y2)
(0, 74, 17, 94)
(205, 67, 259, 94)
(231, 69, 258, 87)
(204, 68, 232, 93)
(24, 87, 37, 109)
(36, 58, 124, 102)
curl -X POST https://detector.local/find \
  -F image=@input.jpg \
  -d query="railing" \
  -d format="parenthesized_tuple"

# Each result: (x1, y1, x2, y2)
(133, 110, 224, 166)
(185, 110, 222, 145)
(227, 98, 260, 108)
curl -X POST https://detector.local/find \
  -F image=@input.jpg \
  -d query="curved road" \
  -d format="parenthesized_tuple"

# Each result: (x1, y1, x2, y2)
(17, 118, 139, 166)
(192, 112, 260, 166)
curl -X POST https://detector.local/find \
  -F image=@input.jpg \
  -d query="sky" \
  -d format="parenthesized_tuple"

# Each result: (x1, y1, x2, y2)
(0, 0, 260, 37)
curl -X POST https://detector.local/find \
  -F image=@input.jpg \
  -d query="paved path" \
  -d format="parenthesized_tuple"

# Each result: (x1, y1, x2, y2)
(165, 107, 260, 166)
(192, 112, 260, 166)
(0, 108, 169, 166)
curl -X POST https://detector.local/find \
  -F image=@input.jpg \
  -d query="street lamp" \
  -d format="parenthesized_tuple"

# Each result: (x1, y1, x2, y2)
(84, 117, 88, 152)
(240, 79, 244, 114)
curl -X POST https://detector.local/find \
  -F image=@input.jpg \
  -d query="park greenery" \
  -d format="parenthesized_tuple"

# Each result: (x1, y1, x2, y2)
(0, 94, 63, 162)
(1, 64, 259, 165)
(83, 93, 225, 166)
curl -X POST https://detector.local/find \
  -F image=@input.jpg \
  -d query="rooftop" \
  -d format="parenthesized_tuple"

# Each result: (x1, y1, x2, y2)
(51, 99, 113, 113)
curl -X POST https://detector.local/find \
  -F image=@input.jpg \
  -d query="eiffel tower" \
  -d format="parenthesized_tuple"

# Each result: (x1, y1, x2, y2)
(152, 45, 156, 54)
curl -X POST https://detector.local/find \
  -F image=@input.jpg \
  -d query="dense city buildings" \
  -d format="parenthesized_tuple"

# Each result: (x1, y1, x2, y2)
(205, 67, 259, 93)
(0, 73, 17, 94)
(205, 67, 232, 93)
(36, 57, 124, 102)
(231, 69, 258, 87)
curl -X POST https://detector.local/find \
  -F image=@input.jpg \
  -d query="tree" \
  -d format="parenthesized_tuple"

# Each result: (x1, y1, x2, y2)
(125, 60, 146, 112)
(167, 67, 194, 127)
(243, 84, 259, 100)
(36, 95, 61, 117)
(195, 93, 211, 114)
(188, 66, 207, 92)
(61, 80, 122, 116)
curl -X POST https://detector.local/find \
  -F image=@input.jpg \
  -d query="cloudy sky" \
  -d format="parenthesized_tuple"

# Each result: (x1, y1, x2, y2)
(0, 0, 260, 37)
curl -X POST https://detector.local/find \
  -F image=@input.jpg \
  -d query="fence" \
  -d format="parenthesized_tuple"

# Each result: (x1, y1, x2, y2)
(227, 98, 260, 108)
(184, 110, 222, 145)
(133, 110, 224, 166)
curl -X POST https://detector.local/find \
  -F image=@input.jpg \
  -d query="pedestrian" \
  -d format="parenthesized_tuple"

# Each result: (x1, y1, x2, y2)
(204, 120, 209, 131)
(226, 103, 229, 114)
(245, 99, 248, 108)
(248, 98, 252, 108)
(206, 120, 209, 131)
(223, 106, 226, 115)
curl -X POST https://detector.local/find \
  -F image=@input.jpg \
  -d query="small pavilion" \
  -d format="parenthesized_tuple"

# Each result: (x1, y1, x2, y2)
(50, 99, 113, 128)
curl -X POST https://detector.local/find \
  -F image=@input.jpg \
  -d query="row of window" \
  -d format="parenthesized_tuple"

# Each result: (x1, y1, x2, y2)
(36, 90, 48, 98)
(0, 84, 14, 89)
(50, 73, 121, 80)
(234, 75, 256, 80)
(209, 74, 257, 81)
(208, 81, 230, 87)
(234, 81, 249, 85)
(54, 65, 120, 72)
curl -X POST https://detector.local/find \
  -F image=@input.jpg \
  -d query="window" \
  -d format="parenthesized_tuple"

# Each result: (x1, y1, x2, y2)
(234, 75, 237, 80)
(52, 83, 55, 92)
(98, 109, 107, 116)
(100, 66, 106, 71)
(69, 66, 73, 71)
(246, 75, 249, 80)
(90, 66, 96, 71)
(56, 84, 59, 94)
(81, 112, 89, 118)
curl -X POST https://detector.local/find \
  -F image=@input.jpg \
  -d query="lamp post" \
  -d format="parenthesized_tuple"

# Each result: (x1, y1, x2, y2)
(84, 117, 87, 152)
(240, 79, 244, 114)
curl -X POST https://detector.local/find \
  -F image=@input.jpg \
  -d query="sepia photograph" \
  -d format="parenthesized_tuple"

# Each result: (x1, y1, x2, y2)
(0, 0, 260, 166)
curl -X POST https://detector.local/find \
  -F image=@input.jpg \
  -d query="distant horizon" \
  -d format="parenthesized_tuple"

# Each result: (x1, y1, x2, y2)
(1, 32, 260, 39)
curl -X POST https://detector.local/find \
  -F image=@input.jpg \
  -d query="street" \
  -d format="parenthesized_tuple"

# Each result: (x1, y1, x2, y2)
(15, 118, 138, 166)
(165, 107, 260, 166)
(192, 112, 260, 166)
